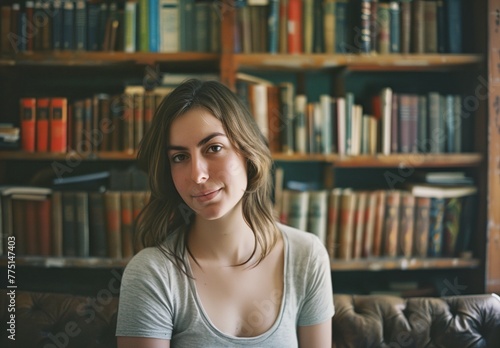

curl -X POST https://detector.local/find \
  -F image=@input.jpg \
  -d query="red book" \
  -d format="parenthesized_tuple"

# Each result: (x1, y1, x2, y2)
(287, 0, 303, 54)
(36, 98, 50, 152)
(50, 98, 68, 153)
(20, 98, 37, 152)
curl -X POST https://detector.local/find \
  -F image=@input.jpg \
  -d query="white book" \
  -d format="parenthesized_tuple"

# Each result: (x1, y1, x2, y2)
(380, 87, 392, 155)
(251, 84, 268, 140)
(286, 190, 309, 231)
(295, 95, 307, 153)
(307, 190, 328, 245)
(336, 97, 346, 156)
(160, 0, 180, 52)
(320, 95, 332, 154)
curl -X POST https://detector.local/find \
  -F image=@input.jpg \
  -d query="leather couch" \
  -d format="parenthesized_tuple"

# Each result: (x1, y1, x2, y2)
(1, 290, 499, 347)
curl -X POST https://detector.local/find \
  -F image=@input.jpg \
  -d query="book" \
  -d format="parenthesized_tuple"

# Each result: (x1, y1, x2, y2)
(398, 192, 415, 257)
(413, 196, 431, 257)
(307, 190, 328, 245)
(20, 98, 36, 152)
(88, 192, 108, 257)
(49, 98, 68, 153)
(104, 191, 122, 259)
(442, 197, 462, 257)
(286, 190, 309, 231)
(383, 190, 401, 257)
(35, 98, 50, 152)
(75, 191, 90, 257)
(428, 197, 445, 257)
(337, 189, 356, 260)
(405, 183, 477, 199)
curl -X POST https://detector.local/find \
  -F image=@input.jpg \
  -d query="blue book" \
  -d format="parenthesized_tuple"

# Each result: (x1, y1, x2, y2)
(428, 197, 445, 257)
(149, 0, 159, 52)
(445, 0, 462, 53)
(345, 92, 354, 155)
(62, 0, 75, 50)
(267, 0, 279, 53)
(335, 0, 348, 53)
(194, 2, 209, 52)
(52, 0, 63, 50)
(436, 0, 446, 53)
(75, 0, 87, 50)
(389, 1, 400, 53)
(87, 3, 101, 51)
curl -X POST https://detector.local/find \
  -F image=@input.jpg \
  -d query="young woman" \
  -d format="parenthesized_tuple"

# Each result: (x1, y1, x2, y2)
(116, 79, 334, 347)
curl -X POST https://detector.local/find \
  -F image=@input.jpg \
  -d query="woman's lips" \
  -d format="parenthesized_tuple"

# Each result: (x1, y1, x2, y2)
(192, 189, 221, 203)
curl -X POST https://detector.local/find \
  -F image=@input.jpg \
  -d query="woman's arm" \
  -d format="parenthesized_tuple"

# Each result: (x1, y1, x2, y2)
(298, 317, 332, 347)
(117, 337, 170, 348)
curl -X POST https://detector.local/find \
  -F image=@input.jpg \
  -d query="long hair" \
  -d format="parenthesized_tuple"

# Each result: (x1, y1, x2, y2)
(135, 79, 279, 274)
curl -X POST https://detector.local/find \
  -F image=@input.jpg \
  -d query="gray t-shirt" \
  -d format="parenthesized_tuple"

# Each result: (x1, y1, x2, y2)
(116, 223, 334, 347)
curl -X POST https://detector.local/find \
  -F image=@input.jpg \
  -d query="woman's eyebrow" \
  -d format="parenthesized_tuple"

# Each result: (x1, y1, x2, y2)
(167, 132, 226, 151)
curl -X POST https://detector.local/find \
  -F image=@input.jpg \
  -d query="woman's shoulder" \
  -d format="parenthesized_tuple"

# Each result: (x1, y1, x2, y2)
(277, 222, 324, 253)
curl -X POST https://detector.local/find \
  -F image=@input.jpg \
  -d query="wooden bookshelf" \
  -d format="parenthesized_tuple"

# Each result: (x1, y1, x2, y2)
(0, 256, 129, 269)
(330, 257, 480, 271)
(0, 151, 137, 161)
(272, 153, 483, 167)
(233, 54, 483, 72)
(0, 52, 220, 67)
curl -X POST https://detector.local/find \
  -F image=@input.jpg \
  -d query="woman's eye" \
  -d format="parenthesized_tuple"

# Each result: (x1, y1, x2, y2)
(172, 154, 187, 163)
(208, 145, 222, 153)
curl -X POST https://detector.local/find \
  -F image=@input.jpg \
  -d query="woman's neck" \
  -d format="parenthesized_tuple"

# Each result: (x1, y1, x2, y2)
(188, 210, 257, 267)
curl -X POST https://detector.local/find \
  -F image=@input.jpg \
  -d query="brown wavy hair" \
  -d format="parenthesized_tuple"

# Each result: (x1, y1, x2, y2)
(135, 79, 279, 274)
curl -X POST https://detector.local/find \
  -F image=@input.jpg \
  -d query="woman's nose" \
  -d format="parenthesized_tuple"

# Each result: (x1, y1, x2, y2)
(191, 156, 209, 184)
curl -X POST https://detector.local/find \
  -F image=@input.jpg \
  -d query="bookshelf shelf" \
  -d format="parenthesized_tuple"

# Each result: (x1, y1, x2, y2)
(0, 256, 129, 269)
(271, 153, 483, 167)
(0, 52, 220, 67)
(0, 151, 137, 161)
(330, 257, 480, 271)
(234, 54, 483, 71)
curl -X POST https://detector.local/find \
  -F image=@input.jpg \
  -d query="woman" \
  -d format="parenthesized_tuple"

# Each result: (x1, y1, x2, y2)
(116, 79, 334, 347)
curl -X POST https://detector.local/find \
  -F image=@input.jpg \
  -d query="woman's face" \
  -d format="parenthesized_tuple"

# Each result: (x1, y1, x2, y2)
(167, 107, 248, 221)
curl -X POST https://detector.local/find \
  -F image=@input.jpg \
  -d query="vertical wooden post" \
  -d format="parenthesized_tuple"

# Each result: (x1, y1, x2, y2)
(487, 0, 500, 293)
(220, 0, 237, 90)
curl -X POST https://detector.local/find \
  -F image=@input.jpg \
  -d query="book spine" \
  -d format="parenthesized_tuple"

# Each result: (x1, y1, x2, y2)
(323, 0, 336, 53)
(0, 6, 11, 53)
(25, 1, 34, 52)
(121, 192, 134, 258)
(294, 95, 307, 153)
(424, 0, 438, 53)
(105, 191, 122, 259)
(268, 0, 279, 53)
(338, 190, 356, 260)
(389, 1, 400, 53)
(307, 190, 328, 246)
(287, 0, 303, 53)
(75, 191, 90, 257)
(51, 191, 63, 257)
(88, 192, 108, 257)
(38, 198, 53, 256)
(20, 98, 37, 152)
(279, 82, 295, 154)
(149, 0, 159, 52)
(417, 95, 428, 152)
(75, 0, 87, 51)
(442, 197, 462, 257)
(413, 196, 431, 257)
(287, 190, 309, 231)
(428, 197, 445, 257)
(62, 0, 74, 50)
(398, 192, 415, 257)
(61, 192, 76, 256)
(359, 0, 371, 54)
(326, 188, 342, 259)
(279, 0, 288, 53)
(159, 0, 180, 53)
(383, 190, 400, 257)
(49, 98, 68, 153)
(446, 0, 462, 53)
(35, 98, 50, 152)
(399, 0, 411, 54)
(377, 3, 390, 54)
(138, 0, 149, 51)
(335, 0, 348, 53)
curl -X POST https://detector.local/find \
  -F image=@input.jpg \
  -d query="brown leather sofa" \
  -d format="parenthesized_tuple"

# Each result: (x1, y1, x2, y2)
(1, 290, 499, 347)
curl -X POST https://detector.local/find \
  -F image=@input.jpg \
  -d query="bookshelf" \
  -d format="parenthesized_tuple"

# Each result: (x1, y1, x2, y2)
(0, 0, 498, 295)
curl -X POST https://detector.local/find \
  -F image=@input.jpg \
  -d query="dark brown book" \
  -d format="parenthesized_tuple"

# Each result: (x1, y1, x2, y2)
(326, 188, 342, 259)
(400, 0, 412, 54)
(411, 0, 425, 53)
(0, 6, 11, 53)
(61, 192, 77, 256)
(75, 192, 89, 257)
(24, 200, 38, 255)
(104, 191, 122, 259)
(361, 190, 377, 258)
(12, 199, 26, 255)
(109, 94, 123, 151)
(398, 192, 415, 257)
(413, 196, 432, 257)
(72, 100, 85, 153)
(143, 90, 155, 136)
(371, 190, 386, 257)
(134, 90, 145, 151)
(267, 85, 282, 153)
(51, 191, 63, 257)
(88, 192, 108, 257)
(37, 198, 52, 256)
(352, 191, 367, 259)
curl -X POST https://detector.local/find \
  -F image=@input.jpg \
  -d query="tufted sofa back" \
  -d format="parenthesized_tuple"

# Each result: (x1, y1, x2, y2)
(333, 294, 500, 348)
(1, 290, 499, 347)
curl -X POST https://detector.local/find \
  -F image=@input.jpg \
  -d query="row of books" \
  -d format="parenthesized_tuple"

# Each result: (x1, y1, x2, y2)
(277, 183, 477, 260)
(234, 0, 464, 54)
(238, 74, 469, 155)
(0, 187, 149, 259)
(0, 0, 220, 54)
(18, 86, 173, 153)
